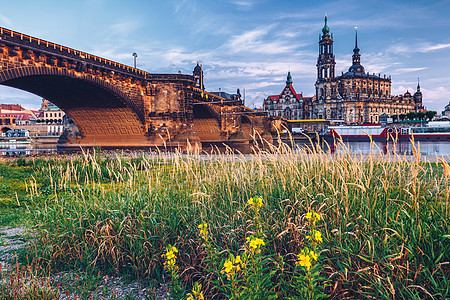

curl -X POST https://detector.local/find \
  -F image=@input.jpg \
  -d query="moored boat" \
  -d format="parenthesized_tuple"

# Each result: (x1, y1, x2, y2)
(322, 121, 450, 141)
(0, 129, 32, 145)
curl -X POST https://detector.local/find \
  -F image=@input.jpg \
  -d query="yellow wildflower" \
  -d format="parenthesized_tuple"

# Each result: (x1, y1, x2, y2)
(235, 255, 242, 264)
(307, 230, 323, 243)
(223, 260, 233, 274)
(313, 230, 323, 242)
(296, 253, 312, 270)
(198, 222, 208, 241)
(167, 258, 176, 266)
(309, 250, 319, 261)
(187, 282, 204, 300)
(166, 251, 175, 260)
(248, 196, 263, 208)
(162, 245, 178, 270)
(246, 236, 265, 251)
(305, 211, 321, 224)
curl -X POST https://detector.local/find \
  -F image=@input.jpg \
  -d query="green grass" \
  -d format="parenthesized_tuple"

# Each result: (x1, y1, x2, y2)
(0, 144, 449, 299)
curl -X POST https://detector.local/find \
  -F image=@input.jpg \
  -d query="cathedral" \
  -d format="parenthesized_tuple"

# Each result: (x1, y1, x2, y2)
(264, 16, 424, 124)
(311, 16, 423, 123)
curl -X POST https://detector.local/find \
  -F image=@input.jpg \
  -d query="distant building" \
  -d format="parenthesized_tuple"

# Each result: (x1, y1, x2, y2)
(310, 16, 423, 123)
(37, 99, 65, 123)
(0, 103, 37, 125)
(0, 104, 25, 111)
(443, 102, 450, 118)
(42, 105, 65, 123)
(210, 89, 242, 103)
(263, 72, 313, 120)
(193, 61, 204, 90)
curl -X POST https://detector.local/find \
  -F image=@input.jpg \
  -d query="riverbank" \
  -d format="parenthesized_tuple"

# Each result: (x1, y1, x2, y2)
(0, 146, 449, 299)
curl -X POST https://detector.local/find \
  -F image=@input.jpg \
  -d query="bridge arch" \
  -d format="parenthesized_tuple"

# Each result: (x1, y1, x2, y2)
(0, 66, 144, 121)
(241, 115, 254, 137)
(192, 104, 221, 142)
(0, 66, 145, 143)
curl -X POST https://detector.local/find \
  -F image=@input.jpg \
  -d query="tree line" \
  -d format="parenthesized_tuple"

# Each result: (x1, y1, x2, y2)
(391, 111, 437, 122)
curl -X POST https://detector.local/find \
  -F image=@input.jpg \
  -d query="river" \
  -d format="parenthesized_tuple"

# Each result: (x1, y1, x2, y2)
(320, 140, 450, 156)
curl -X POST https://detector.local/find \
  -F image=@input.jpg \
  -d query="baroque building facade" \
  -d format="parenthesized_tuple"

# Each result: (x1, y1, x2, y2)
(263, 17, 424, 124)
(263, 72, 313, 120)
(310, 16, 423, 123)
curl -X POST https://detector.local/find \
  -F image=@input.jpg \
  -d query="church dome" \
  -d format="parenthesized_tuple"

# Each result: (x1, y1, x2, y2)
(404, 90, 411, 97)
(193, 61, 202, 75)
(348, 64, 365, 74)
(322, 16, 330, 35)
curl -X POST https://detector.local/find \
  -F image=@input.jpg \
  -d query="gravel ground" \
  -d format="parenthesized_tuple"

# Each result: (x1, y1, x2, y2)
(0, 226, 170, 299)
(0, 226, 27, 271)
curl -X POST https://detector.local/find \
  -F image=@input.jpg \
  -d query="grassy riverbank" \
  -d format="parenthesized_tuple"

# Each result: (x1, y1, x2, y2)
(1, 145, 449, 299)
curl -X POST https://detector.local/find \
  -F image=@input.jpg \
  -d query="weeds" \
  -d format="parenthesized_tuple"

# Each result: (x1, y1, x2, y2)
(0, 257, 59, 299)
(0, 140, 448, 299)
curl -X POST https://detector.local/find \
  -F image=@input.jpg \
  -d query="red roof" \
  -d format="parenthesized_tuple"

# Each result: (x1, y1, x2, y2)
(266, 84, 302, 104)
(0, 112, 36, 121)
(0, 104, 25, 111)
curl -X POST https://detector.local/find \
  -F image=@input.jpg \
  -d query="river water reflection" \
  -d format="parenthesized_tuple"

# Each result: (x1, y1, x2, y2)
(1, 137, 449, 157)
(320, 140, 450, 156)
(0, 142, 56, 156)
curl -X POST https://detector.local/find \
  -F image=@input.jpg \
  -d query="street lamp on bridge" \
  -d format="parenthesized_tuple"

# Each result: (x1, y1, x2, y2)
(132, 52, 137, 69)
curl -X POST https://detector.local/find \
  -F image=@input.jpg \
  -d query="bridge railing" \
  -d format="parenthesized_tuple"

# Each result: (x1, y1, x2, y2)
(0, 27, 194, 82)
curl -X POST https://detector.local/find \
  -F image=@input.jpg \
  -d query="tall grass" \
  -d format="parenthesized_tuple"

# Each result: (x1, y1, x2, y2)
(19, 142, 450, 299)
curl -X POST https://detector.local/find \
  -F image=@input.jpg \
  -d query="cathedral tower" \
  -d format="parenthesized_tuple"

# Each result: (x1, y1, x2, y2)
(348, 27, 365, 74)
(315, 15, 337, 101)
(193, 61, 204, 90)
(414, 78, 424, 112)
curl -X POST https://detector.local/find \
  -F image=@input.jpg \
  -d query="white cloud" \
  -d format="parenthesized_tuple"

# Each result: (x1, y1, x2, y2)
(0, 86, 42, 110)
(0, 14, 12, 26)
(388, 42, 450, 55)
(420, 43, 450, 52)
(231, 0, 256, 9)
(109, 21, 141, 35)
(227, 25, 298, 55)
(395, 67, 428, 73)
(421, 86, 450, 111)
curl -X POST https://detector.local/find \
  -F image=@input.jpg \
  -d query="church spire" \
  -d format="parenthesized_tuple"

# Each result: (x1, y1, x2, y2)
(286, 71, 293, 85)
(417, 78, 421, 91)
(353, 26, 360, 54)
(322, 15, 330, 36)
(348, 26, 365, 74)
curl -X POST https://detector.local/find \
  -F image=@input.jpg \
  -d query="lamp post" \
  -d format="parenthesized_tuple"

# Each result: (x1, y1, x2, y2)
(132, 52, 137, 69)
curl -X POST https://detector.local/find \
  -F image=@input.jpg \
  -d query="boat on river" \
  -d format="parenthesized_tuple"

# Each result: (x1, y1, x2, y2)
(322, 121, 450, 141)
(0, 129, 32, 146)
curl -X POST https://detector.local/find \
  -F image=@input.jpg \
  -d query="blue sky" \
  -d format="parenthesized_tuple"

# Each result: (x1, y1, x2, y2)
(0, 0, 449, 112)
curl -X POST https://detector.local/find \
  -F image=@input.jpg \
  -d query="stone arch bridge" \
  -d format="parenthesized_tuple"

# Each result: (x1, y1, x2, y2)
(0, 27, 283, 151)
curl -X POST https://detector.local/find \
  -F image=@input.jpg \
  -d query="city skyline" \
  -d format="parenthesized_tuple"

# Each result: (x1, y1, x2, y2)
(0, 0, 449, 112)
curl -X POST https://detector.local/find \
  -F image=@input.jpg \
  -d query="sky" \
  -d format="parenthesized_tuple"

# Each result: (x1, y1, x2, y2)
(0, 0, 449, 112)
